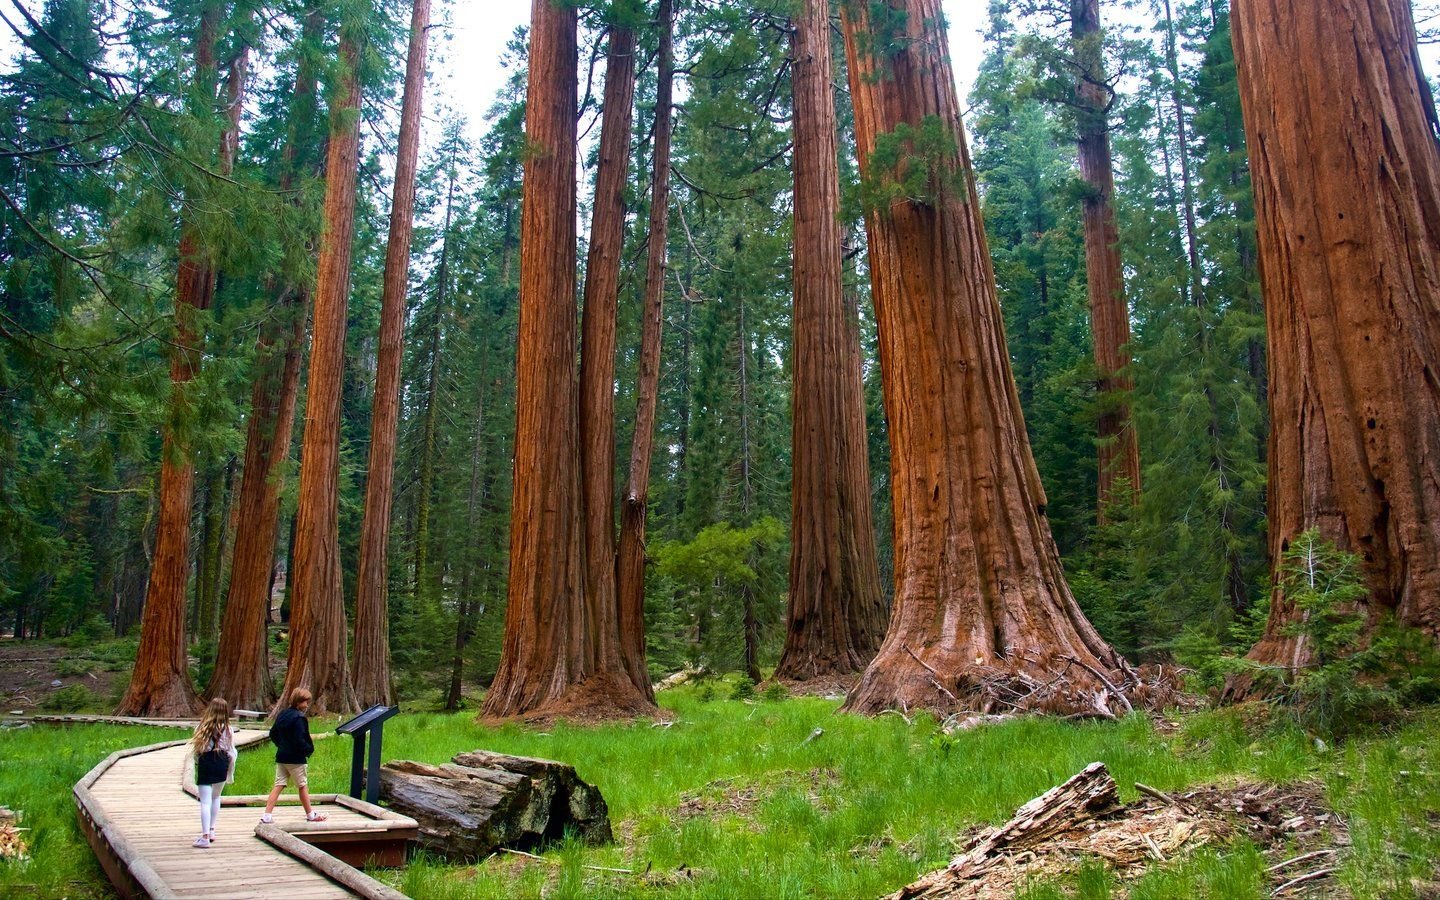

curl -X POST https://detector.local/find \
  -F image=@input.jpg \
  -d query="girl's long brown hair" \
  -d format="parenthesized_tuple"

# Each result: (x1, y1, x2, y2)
(192, 698, 231, 752)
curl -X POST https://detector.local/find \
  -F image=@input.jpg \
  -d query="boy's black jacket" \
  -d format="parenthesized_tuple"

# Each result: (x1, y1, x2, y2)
(270, 707, 314, 764)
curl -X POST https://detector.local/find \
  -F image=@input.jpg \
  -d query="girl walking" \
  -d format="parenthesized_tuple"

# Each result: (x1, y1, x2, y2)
(191, 698, 238, 848)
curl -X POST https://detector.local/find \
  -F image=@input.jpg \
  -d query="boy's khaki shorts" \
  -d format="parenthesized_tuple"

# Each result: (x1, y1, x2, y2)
(273, 763, 308, 789)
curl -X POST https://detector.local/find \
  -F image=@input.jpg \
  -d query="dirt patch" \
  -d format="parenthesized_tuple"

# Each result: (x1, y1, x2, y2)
(676, 768, 841, 826)
(0, 641, 128, 713)
(767, 673, 857, 700)
(897, 778, 1349, 899)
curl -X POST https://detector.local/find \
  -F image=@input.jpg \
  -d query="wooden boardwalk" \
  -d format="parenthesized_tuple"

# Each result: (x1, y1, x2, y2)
(74, 729, 416, 899)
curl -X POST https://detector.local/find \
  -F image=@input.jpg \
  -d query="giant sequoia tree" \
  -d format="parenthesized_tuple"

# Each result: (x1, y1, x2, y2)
(773, 0, 886, 685)
(120, 2, 238, 717)
(280, 13, 366, 716)
(208, 10, 324, 710)
(839, 0, 1132, 716)
(1233, 0, 1440, 672)
(353, 0, 432, 709)
(481, 0, 655, 721)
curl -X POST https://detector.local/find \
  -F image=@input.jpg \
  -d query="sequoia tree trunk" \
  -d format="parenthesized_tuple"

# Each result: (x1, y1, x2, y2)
(119, 2, 228, 717)
(579, 15, 638, 685)
(280, 23, 365, 716)
(774, 0, 887, 686)
(615, 0, 676, 701)
(207, 10, 321, 710)
(353, 0, 432, 709)
(1231, 0, 1440, 673)
(838, 0, 1133, 717)
(1071, 0, 1141, 517)
(480, 0, 653, 721)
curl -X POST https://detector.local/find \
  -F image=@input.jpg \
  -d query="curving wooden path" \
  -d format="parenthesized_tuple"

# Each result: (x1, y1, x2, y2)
(74, 729, 416, 899)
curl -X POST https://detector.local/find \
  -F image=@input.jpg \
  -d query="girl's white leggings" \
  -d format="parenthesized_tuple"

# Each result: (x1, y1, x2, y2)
(197, 783, 224, 835)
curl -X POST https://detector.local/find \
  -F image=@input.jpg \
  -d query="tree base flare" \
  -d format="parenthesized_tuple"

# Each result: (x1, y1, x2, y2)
(479, 672, 663, 727)
(842, 648, 1178, 720)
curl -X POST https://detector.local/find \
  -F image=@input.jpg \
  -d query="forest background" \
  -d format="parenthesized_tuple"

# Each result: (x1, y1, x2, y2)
(3, 0, 1440, 710)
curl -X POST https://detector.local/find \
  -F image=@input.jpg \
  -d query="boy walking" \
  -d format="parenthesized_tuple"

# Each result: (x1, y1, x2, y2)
(260, 688, 327, 823)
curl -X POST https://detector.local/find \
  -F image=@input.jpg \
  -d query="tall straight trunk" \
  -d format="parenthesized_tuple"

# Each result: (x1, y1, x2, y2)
(208, 10, 321, 710)
(615, 0, 676, 701)
(481, 0, 654, 721)
(280, 20, 366, 716)
(446, 391, 488, 711)
(120, 2, 229, 717)
(194, 462, 230, 645)
(775, 0, 886, 685)
(1071, 0, 1141, 516)
(1231, 0, 1440, 672)
(579, 16, 638, 683)
(737, 295, 762, 685)
(838, 0, 1131, 717)
(412, 171, 451, 605)
(353, 0, 431, 709)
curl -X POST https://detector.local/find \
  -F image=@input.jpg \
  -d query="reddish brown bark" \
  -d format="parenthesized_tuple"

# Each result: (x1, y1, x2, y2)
(119, 3, 229, 718)
(615, 0, 676, 702)
(838, 0, 1131, 717)
(1232, 0, 1440, 673)
(279, 25, 365, 716)
(774, 0, 886, 686)
(353, 0, 432, 709)
(207, 12, 321, 711)
(1071, 0, 1140, 517)
(481, 0, 654, 722)
(579, 17, 638, 687)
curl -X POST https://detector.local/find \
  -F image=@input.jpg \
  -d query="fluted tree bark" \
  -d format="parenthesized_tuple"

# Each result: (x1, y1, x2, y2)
(773, 0, 886, 686)
(579, 8, 638, 690)
(615, 0, 676, 701)
(838, 0, 1132, 717)
(353, 0, 432, 709)
(481, 0, 655, 721)
(1231, 0, 1440, 674)
(120, 1, 238, 717)
(279, 13, 368, 716)
(208, 8, 323, 711)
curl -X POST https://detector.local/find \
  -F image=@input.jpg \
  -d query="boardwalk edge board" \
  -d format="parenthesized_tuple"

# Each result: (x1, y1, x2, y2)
(73, 731, 417, 899)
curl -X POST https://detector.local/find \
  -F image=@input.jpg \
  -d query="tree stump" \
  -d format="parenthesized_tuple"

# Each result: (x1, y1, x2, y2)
(378, 750, 611, 861)
(892, 762, 1120, 898)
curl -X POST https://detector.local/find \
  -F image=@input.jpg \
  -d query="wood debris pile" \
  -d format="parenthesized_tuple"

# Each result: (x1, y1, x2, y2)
(939, 653, 1186, 721)
(893, 764, 1349, 899)
(0, 808, 26, 861)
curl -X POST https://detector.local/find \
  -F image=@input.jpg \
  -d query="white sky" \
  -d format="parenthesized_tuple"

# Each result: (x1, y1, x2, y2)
(434, 1, 989, 135)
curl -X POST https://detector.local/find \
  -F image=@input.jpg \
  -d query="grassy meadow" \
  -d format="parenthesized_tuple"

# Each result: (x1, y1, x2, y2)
(2, 682, 1439, 898)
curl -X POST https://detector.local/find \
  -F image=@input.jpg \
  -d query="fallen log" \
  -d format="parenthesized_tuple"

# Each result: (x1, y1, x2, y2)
(378, 750, 611, 861)
(890, 762, 1120, 899)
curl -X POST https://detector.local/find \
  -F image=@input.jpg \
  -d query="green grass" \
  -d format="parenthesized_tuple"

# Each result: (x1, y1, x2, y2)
(4, 684, 1440, 898)
(0, 722, 190, 898)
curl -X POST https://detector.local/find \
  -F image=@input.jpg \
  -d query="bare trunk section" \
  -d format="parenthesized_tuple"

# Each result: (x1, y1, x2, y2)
(838, 0, 1133, 717)
(775, 0, 887, 686)
(280, 23, 366, 716)
(1071, 0, 1140, 517)
(579, 17, 638, 685)
(615, 0, 676, 702)
(1231, 0, 1440, 674)
(353, 0, 432, 709)
(481, 0, 653, 721)
(208, 10, 321, 710)
(120, 3, 230, 717)
(413, 166, 454, 606)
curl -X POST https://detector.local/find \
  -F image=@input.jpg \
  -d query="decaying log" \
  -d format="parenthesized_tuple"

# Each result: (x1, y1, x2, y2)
(378, 750, 611, 860)
(891, 762, 1120, 899)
